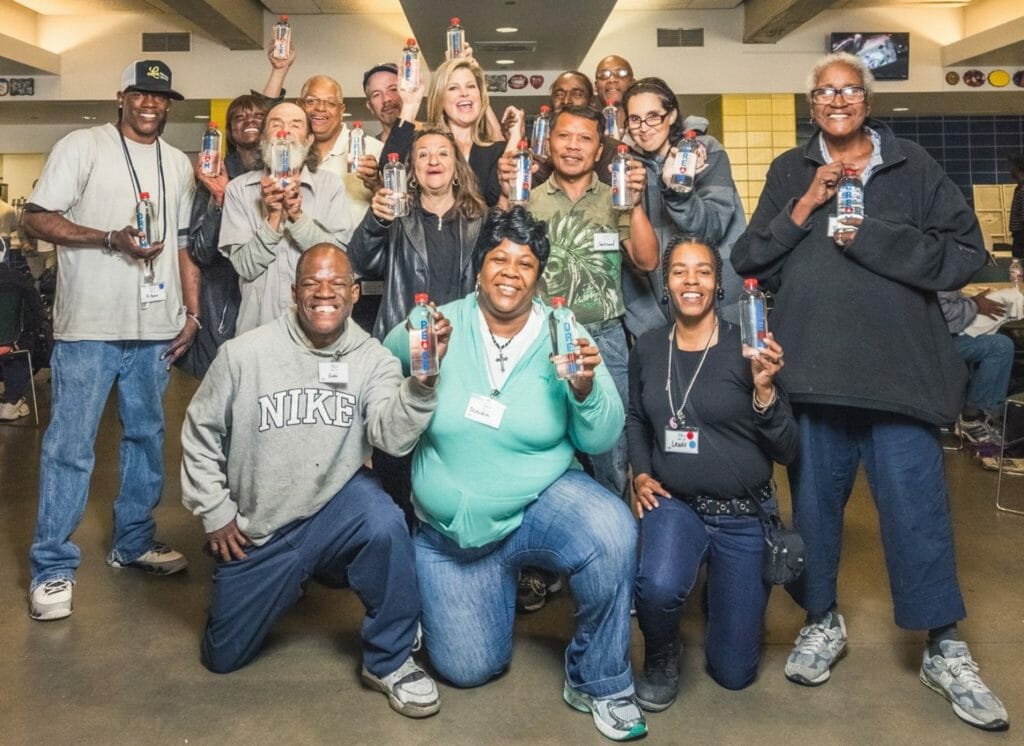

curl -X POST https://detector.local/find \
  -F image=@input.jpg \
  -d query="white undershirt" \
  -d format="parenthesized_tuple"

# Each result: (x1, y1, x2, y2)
(477, 298, 546, 393)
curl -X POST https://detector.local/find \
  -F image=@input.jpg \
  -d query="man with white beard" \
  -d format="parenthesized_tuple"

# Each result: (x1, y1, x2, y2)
(220, 102, 354, 335)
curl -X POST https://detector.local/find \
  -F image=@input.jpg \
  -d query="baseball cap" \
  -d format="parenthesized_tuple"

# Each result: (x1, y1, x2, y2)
(120, 60, 184, 100)
(362, 62, 398, 91)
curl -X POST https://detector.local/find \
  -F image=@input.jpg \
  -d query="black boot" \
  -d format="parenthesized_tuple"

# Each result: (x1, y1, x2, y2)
(635, 640, 680, 712)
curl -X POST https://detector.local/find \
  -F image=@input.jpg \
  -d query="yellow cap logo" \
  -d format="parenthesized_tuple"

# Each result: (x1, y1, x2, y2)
(146, 65, 165, 80)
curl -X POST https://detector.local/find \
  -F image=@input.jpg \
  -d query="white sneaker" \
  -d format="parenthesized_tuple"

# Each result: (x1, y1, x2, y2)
(29, 579, 73, 621)
(361, 656, 440, 718)
(107, 543, 188, 575)
(921, 640, 1009, 731)
(0, 401, 24, 421)
(785, 611, 848, 686)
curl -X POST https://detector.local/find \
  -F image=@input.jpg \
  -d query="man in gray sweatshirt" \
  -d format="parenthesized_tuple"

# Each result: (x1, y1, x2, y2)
(181, 243, 448, 718)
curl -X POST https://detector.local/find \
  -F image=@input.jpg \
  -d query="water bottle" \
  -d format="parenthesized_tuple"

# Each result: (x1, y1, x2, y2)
(383, 153, 410, 217)
(548, 297, 581, 380)
(530, 105, 551, 159)
(408, 293, 438, 377)
(611, 144, 632, 211)
(739, 278, 769, 359)
(1010, 258, 1023, 292)
(272, 15, 291, 60)
(445, 17, 466, 60)
(400, 38, 421, 91)
(269, 130, 291, 184)
(668, 129, 699, 193)
(348, 121, 365, 174)
(135, 192, 155, 249)
(602, 101, 620, 140)
(835, 167, 864, 245)
(199, 122, 222, 178)
(509, 140, 532, 207)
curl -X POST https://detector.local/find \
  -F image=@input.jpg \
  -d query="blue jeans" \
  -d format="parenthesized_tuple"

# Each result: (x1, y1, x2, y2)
(203, 468, 420, 676)
(786, 405, 966, 630)
(30, 340, 170, 588)
(635, 497, 772, 690)
(952, 333, 1015, 416)
(413, 469, 638, 698)
(585, 319, 629, 500)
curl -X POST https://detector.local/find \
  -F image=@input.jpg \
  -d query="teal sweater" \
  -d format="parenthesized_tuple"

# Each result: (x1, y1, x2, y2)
(384, 294, 624, 548)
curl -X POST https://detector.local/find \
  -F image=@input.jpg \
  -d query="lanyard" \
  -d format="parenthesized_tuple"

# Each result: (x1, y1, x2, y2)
(665, 319, 717, 429)
(118, 128, 168, 247)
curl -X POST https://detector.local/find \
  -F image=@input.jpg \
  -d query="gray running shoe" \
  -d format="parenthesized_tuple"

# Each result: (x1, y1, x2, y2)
(563, 682, 648, 741)
(361, 656, 440, 718)
(29, 579, 73, 621)
(920, 640, 1008, 731)
(635, 640, 680, 712)
(785, 611, 848, 686)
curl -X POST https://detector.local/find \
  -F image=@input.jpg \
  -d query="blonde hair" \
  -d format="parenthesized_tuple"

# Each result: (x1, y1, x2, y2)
(806, 52, 875, 104)
(426, 58, 495, 145)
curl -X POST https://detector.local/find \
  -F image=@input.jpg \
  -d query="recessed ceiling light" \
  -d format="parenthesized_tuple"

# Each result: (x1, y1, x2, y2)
(892, 107, 910, 112)
(496, 59, 515, 65)
(496, 27, 518, 33)
(81, 115, 96, 120)
(194, 114, 210, 119)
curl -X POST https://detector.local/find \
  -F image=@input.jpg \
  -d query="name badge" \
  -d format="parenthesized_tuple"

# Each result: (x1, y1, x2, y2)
(826, 215, 860, 239)
(318, 361, 349, 384)
(464, 393, 506, 429)
(139, 282, 167, 305)
(665, 427, 699, 454)
(592, 231, 619, 252)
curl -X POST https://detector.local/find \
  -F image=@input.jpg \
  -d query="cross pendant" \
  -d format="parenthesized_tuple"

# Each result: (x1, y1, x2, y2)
(495, 351, 509, 372)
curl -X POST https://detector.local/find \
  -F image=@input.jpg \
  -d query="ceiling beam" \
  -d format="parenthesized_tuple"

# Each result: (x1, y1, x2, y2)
(743, 0, 839, 44)
(158, 0, 265, 50)
(0, 32, 60, 75)
(941, 16, 1024, 67)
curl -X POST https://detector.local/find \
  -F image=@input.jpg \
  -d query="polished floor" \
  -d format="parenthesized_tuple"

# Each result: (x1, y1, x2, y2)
(1, 369, 1021, 745)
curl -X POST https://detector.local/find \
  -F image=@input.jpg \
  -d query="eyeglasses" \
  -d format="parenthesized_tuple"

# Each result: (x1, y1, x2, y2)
(810, 86, 867, 104)
(300, 96, 342, 110)
(626, 112, 670, 129)
(596, 68, 632, 80)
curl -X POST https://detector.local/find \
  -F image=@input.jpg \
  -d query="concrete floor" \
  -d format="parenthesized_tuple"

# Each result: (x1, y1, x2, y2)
(1, 369, 1021, 745)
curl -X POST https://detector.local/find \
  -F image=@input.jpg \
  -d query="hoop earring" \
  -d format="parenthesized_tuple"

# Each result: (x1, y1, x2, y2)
(452, 176, 460, 187)
(408, 176, 418, 189)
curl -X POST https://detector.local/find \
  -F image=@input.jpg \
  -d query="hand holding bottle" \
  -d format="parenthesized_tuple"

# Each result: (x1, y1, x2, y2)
(792, 161, 845, 226)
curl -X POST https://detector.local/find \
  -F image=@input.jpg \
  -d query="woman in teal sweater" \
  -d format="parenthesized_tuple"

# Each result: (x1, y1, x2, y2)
(384, 207, 646, 742)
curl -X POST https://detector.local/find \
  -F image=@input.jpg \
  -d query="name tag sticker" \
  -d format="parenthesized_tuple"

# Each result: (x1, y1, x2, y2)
(139, 282, 167, 304)
(465, 393, 506, 429)
(664, 427, 699, 454)
(592, 232, 619, 252)
(318, 361, 349, 384)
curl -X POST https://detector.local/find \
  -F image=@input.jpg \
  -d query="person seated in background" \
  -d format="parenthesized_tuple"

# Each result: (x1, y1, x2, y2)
(181, 244, 446, 719)
(939, 288, 1016, 447)
(0, 240, 43, 421)
(383, 207, 647, 742)
(219, 101, 353, 335)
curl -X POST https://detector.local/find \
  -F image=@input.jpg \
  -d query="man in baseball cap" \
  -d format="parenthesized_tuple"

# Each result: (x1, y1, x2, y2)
(362, 63, 400, 143)
(120, 59, 185, 100)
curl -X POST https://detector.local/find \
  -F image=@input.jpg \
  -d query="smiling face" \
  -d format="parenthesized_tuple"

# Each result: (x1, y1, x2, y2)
(412, 133, 456, 196)
(625, 91, 676, 156)
(292, 244, 360, 348)
(118, 90, 171, 144)
(365, 70, 401, 128)
(810, 63, 870, 144)
(442, 66, 482, 129)
(594, 55, 634, 107)
(666, 241, 717, 323)
(477, 239, 541, 324)
(264, 102, 312, 144)
(549, 111, 602, 180)
(228, 105, 265, 150)
(300, 77, 345, 144)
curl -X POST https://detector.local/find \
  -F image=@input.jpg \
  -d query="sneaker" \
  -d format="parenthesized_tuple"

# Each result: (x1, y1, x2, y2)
(29, 579, 73, 621)
(956, 415, 1003, 447)
(563, 682, 648, 741)
(516, 568, 562, 613)
(635, 640, 680, 712)
(0, 401, 24, 421)
(920, 640, 1009, 731)
(107, 543, 188, 575)
(785, 611, 848, 686)
(361, 656, 440, 718)
(979, 456, 1024, 475)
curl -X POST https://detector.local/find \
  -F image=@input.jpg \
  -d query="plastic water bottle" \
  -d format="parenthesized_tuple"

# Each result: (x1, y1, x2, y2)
(508, 140, 532, 207)
(669, 129, 699, 193)
(1011, 258, 1023, 292)
(835, 167, 864, 245)
(408, 293, 438, 377)
(602, 101, 620, 140)
(272, 15, 291, 60)
(530, 105, 551, 159)
(548, 297, 581, 380)
(611, 144, 632, 211)
(199, 122, 222, 178)
(269, 130, 290, 184)
(445, 17, 466, 60)
(739, 278, 768, 358)
(348, 121, 365, 174)
(383, 153, 410, 217)
(400, 38, 421, 91)
(135, 192, 155, 249)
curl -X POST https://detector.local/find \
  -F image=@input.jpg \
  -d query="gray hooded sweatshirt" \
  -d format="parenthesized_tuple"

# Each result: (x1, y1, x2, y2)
(181, 310, 436, 543)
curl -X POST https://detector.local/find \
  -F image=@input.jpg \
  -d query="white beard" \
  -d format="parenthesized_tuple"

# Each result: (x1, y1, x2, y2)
(261, 135, 311, 174)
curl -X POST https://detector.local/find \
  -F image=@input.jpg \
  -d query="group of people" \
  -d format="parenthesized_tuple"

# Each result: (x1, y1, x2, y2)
(16, 39, 1011, 741)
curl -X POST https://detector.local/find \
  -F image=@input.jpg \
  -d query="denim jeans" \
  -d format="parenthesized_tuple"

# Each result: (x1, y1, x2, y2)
(951, 333, 1015, 416)
(30, 340, 170, 588)
(203, 468, 420, 676)
(585, 319, 629, 500)
(635, 497, 772, 690)
(786, 404, 966, 630)
(413, 469, 637, 698)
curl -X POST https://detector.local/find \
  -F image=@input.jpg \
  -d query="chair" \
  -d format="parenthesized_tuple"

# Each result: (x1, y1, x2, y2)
(0, 287, 39, 426)
(996, 392, 1024, 515)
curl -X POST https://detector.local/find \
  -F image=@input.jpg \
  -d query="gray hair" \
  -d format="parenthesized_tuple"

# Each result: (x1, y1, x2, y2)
(806, 52, 875, 105)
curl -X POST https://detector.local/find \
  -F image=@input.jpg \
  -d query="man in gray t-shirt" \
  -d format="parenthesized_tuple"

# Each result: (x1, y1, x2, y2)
(22, 60, 198, 622)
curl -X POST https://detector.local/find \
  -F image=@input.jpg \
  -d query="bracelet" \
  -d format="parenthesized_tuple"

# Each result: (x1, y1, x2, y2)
(102, 230, 116, 255)
(185, 311, 202, 330)
(752, 388, 777, 414)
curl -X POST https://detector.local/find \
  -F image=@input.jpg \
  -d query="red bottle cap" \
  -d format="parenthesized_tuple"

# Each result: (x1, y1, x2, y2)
(551, 296, 566, 307)
(518, 139, 529, 149)
(279, 15, 288, 21)
(451, 17, 460, 25)
(407, 38, 416, 46)
(139, 192, 150, 199)
(616, 144, 628, 154)
(353, 121, 362, 128)
(414, 293, 429, 304)
(744, 278, 759, 290)
(685, 129, 698, 138)
(844, 167, 857, 175)
(540, 105, 550, 113)
(208, 121, 217, 128)
(388, 153, 399, 162)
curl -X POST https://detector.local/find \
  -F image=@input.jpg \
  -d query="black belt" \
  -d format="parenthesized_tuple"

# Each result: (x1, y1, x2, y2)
(682, 482, 774, 517)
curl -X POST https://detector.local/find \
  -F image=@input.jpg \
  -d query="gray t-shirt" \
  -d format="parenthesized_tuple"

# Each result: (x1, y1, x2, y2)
(29, 123, 195, 341)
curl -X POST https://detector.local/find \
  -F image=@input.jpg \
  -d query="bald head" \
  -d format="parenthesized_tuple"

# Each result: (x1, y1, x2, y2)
(595, 55, 634, 106)
(293, 244, 359, 348)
